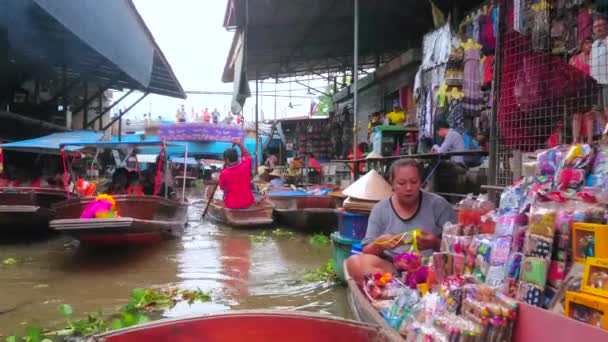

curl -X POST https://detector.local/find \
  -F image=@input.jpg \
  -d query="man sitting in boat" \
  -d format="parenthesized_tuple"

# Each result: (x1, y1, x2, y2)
(219, 138, 254, 209)
(345, 159, 456, 286)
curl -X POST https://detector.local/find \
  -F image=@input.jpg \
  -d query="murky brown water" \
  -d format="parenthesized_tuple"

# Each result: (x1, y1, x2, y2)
(0, 200, 349, 335)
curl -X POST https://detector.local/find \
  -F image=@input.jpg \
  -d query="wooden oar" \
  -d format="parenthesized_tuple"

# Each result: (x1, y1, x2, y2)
(201, 182, 218, 219)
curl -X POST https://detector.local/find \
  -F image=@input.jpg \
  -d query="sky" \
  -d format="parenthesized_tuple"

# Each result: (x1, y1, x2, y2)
(115, 0, 327, 122)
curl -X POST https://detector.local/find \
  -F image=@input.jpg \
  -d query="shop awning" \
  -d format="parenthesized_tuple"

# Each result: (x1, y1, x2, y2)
(0, 131, 103, 154)
(1, 0, 185, 99)
(222, 0, 483, 82)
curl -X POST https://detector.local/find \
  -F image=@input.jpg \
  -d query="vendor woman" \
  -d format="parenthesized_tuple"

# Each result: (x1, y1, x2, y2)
(346, 159, 456, 285)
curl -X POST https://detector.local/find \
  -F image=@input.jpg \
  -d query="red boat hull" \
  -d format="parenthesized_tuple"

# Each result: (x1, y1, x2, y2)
(0, 187, 69, 232)
(50, 195, 188, 245)
(95, 310, 397, 342)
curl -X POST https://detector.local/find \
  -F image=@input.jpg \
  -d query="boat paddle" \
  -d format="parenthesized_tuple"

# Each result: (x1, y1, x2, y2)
(201, 182, 217, 219)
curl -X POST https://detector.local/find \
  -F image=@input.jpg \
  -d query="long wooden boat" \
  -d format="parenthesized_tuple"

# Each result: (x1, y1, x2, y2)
(92, 310, 398, 342)
(205, 199, 274, 228)
(267, 193, 338, 233)
(0, 187, 70, 233)
(344, 260, 404, 340)
(50, 195, 188, 245)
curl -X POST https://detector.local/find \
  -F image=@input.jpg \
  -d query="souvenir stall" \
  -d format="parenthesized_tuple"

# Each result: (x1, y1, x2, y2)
(346, 142, 608, 340)
(276, 117, 333, 161)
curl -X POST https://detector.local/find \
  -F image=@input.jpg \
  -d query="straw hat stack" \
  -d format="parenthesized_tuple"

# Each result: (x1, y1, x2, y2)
(342, 170, 392, 213)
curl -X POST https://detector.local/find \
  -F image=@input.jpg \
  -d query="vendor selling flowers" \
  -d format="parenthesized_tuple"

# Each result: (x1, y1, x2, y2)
(346, 159, 456, 285)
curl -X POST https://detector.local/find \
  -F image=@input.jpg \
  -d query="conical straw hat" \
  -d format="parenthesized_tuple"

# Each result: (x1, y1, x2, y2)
(365, 151, 383, 160)
(342, 169, 392, 201)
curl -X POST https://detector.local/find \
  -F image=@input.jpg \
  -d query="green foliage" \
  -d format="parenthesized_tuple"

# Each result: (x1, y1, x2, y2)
(2, 258, 17, 265)
(309, 233, 330, 248)
(271, 228, 294, 237)
(315, 85, 335, 115)
(249, 231, 269, 243)
(303, 260, 337, 283)
(7, 287, 213, 340)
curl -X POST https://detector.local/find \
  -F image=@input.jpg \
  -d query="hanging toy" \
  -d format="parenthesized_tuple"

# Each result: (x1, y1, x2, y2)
(80, 194, 120, 219)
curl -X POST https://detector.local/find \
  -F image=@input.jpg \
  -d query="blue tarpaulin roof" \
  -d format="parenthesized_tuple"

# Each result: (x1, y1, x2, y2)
(0, 131, 103, 154)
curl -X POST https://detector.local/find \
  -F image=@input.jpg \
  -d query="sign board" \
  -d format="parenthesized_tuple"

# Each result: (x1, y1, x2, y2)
(158, 123, 245, 142)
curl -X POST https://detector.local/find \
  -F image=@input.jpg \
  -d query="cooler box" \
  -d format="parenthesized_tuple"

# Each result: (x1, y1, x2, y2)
(331, 232, 362, 282)
(338, 211, 369, 240)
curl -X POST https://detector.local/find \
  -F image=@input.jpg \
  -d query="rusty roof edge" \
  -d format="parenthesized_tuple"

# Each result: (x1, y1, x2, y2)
(125, 0, 187, 99)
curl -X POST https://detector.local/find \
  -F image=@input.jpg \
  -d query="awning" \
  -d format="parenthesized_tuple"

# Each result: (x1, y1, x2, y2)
(222, 0, 483, 81)
(135, 154, 158, 164)
(1, 0, 186, 99)
(0, 131, 103, 154)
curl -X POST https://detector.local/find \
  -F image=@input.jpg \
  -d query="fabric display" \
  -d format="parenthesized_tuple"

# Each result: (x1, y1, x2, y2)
(462, 40, 483, 120)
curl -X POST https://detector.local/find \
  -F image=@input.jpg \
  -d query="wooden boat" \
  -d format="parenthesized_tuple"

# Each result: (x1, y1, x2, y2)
(0, 187, 69, 233)
(267, 193, 338, 233)
(50, 195, 188, 245)
(93, 310, 398, 342)
(344, 260, 404, 340)
(205, 199, 274, 228)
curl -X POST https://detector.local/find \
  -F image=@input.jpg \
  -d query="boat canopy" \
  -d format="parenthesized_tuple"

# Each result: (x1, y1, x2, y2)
(60, 140, 186, 150)
(0, 131, 103, 154)
(169, 156, 198, 165)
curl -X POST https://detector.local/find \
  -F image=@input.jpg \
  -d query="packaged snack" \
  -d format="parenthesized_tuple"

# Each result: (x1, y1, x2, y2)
(520, 257, 549, 287)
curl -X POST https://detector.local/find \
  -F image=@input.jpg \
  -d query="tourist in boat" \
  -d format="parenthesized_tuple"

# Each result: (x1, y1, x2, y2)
(108, 168, 129, 195)
(141, 155, 177, 199)
(345, 159, 456, 286)
(218, 138, 254, 209)
(126, 171, 144, 196)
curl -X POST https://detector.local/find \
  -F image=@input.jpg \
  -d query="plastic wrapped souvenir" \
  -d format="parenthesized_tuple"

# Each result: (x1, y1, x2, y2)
(537, 146, 565, 176)
(554, 144, 594, 193)
(512, 226, 527, 253)
(495, 213, 518, 237)
(523, 233, 553, 260)
(548, 260, 567, 288)
(499, 179, 527, 214)
(470, 235, 493, 282)
(587, 145, 608, 189)
(440, 235, 472, 254)
(528, 203, 557, 238)
(520, 257, 549, 287)
(518, 282, 545, 307)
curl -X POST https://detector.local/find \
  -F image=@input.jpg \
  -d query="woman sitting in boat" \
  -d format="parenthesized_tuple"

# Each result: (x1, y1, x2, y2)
(218, 138, 254, 209)
(108, 168, 129, 195)
(126, 171, 144, 196)
(345, 159, 456, 286)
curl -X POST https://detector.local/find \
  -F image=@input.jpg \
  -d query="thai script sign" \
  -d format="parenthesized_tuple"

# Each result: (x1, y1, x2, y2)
(158, 123, 245, 142)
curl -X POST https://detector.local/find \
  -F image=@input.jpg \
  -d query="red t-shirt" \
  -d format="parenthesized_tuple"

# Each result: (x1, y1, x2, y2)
(219, 155, 255, 209)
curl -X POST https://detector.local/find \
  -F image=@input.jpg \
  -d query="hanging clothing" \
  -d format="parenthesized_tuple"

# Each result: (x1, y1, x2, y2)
(446, 99, 465, 135)
(577, 8, 593, 45)
(462, 47, 483, 118)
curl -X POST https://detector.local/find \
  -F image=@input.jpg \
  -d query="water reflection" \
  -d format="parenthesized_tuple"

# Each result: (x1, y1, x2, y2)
(0, 200, 349, 334)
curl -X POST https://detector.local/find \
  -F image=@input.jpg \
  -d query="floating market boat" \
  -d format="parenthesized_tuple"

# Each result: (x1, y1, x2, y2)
(0, 187, 70, 233)
(49, 140, 189, 245)
(51, 195, 188, 244)
(266, 190, 338, 233)
(343, 261, 404, 340)
(0, 131, 104, 233)
(205, 199, 274, 228)
(93, 310, 397, 342)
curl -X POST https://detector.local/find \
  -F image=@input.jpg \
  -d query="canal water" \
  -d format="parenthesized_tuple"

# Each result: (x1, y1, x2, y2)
(0, 200, 349, 335)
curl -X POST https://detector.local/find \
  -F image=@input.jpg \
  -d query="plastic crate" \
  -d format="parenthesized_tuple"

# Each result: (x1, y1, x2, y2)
(338, 211, 369, 240)
(331, 232, 361, 282)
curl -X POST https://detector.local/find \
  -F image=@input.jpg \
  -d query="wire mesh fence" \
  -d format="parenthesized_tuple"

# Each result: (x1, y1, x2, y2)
(494, 0, 604, 185)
